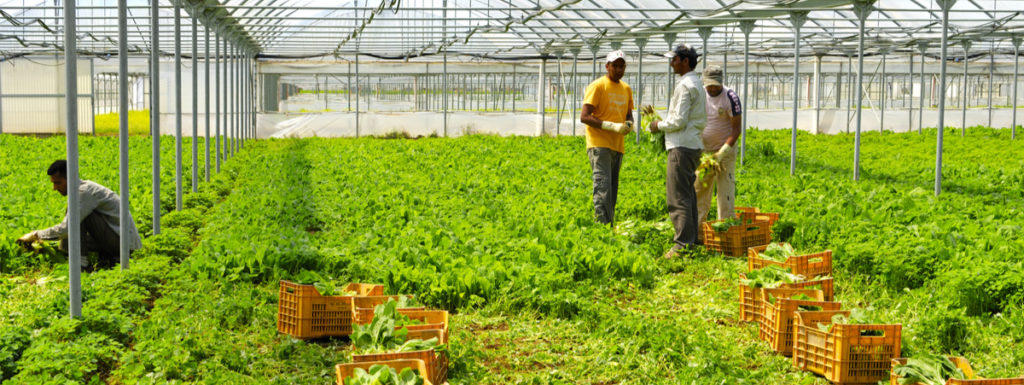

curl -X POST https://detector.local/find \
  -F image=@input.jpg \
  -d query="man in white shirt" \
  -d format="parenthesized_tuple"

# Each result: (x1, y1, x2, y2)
(16, 160, 142, 270)
(696, 65, 742, 240)
(650, 44, 707, 257)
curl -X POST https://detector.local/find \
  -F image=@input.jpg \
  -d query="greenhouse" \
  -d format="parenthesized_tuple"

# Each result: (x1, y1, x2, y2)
(1, 0, 1022, 384)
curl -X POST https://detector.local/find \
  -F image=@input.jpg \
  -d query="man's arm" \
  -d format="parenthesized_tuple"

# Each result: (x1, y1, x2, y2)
(724, 89, 743, 146)
(580, 104, 603, 128)
(36, 184, 99, 240)
(656, 83, 693, 133)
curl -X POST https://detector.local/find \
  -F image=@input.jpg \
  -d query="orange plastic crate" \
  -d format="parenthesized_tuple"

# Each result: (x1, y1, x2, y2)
(738, 274, 834, 323)
(277, 281, 384, 339)
(757, 288, 841, 356)
(702, 218, 772, 257)
(351, 329, 448, 385)
(335, 359, 433, 385)
(793, 310, 902, 385)
(355, 307, 448, 343)
(748, 244, 833, 278)
(891, 357, 1024, 385)
(736, 206, 780, 228)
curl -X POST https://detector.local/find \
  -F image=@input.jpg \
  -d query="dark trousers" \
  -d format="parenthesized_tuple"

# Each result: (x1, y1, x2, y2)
(667, 147, 702, 249)
(588, 147, 623, 225)
(59, 211, 122, 269)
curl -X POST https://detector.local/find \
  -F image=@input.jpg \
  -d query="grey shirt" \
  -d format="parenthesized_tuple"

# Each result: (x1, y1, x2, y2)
(37, 180, 143, 250)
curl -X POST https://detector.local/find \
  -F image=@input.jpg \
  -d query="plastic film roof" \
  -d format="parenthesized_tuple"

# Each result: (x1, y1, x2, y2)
(1, 0, 1023, 61)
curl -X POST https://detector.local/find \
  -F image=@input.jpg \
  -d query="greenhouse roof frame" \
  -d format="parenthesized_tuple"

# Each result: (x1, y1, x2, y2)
(1, 0, 1023, 61)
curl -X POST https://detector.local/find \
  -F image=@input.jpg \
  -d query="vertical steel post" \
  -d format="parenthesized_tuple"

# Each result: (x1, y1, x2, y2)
(1012, 36, 1021, 139)
(813, 51, 823, 135)
(987, 45, 994, 127)
(64, 0, 82, 319)
(737, 23, 751, 164)
(790, 12, 808, 176)
(664, 33, 676, 108)
(442, 0, 448, 136)
(174, 2, 183, 211)
(215, 35, 220, 171)
(852, 1, 873, 181)
(698, 27, 712, 71)
(880, 47, 888, 133)
(537, 56, 546, 136)
(918, 42, 929, 134)
(355, 53, 360, 137)
(118, 0, 130, 270)
(936, 0, 956, 196)
(635, 38, 647, 144)
(961, 40, 971, 136)
(150, 0, 160, 235)
(908, 51, 914, 132)
(204, 25, 210, 181)
(570, 48, 579, 136)
(191, 12, 198, 193)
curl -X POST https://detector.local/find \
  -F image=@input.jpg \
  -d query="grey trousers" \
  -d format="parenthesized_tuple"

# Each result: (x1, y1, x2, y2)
(59, 211, 122, 269)
(588, 147, 623, 225)
(667, 146, 702, 249)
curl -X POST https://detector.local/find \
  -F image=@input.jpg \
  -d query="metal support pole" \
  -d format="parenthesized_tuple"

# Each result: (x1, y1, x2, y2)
(880, 47, 888, 133)
(64, 0, 82, 319)
(204, 26, 210, 181)
(664, 33, 677, 108)
(174, 2, 183, 211)
(1013, 36, 1021, 139)
(736, 23, 751, 164)
(118, 0, 130, 270)
(215, 35, 220, 172)
(555, 51, 563, 136)
(355, 53, 360, 137)
(987, 46, 994, 127)
(846, 54, 853, 133)
(813, 52, 823, 135)
(149, 0, 160, 235)
(512, 64, 517, 111)
(635, 38, 647, 144)
(961, 40, 971, 136)
(918, 42, 928, 133)
(908, 51, 914, 132)
(789, 12, 807, 176)
(852, 1, 872, 181)
(537, 56, 546, 136)
(191, 13, 198, 193)
(936, 0, 956, 196)
(570, 48, 579, 136)
(442, 0, 448, 136)
(698, 27, 712, 71)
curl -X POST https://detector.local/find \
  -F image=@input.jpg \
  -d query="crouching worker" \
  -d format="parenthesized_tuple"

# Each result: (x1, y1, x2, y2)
(16, 160, 142, 270)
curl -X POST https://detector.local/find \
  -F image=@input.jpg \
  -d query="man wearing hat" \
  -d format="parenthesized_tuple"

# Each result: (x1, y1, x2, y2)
(695, 65, 742, 240)
(650, 44, 706, 256)
(580, 50, 634, 225)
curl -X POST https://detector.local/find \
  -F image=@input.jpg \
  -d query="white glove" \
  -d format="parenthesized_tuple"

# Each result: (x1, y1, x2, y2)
(16, 231, 39, 247)
(714, 142, 733, 164)
(601, 120, 633, 135)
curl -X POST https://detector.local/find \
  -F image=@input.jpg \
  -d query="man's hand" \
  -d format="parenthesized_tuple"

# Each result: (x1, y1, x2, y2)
(601, 121, 632, 135)
(650, 120, 660, 133)
(714, 142, 732, 164)
(16, 231, 39, 248)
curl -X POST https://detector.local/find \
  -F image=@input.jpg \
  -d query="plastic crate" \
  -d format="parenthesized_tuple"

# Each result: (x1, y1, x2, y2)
(793, 310, 902, 385)
(335, 359, 433, 385)
(702, 218, 772, 257)
(891, 357, 1024, 385)
(355, 307, 448, 343)
(736, 206, 780, 228)
(277, 281, 384, 339)
(738, 274, 834, 323)
(757, 288, 841, 356)
(352, 329, 448, 385)
(748, 244, 833, 278)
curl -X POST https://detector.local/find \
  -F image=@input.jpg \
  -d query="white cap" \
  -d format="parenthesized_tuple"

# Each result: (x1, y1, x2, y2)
(605, 50, 627, 63)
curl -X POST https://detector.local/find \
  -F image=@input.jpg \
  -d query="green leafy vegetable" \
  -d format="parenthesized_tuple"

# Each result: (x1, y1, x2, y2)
(740, 265, 803, 289)
(344, 365, 424, 385)
(351, 299, 440, 355)
(760, 242, 797, 262)
(892, 354, 967, 385)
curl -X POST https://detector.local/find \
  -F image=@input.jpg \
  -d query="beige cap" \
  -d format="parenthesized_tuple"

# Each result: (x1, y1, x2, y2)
(703, 65, 723, 87)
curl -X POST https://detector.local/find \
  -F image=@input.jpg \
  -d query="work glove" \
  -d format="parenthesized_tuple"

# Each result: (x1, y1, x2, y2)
(714, 143, 733, 166)
(601, 120, 633, 135)
(16, 231, 39, 247)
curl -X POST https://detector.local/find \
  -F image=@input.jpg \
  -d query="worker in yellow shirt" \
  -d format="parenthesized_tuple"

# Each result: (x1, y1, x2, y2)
(580, 50, 634, 225)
